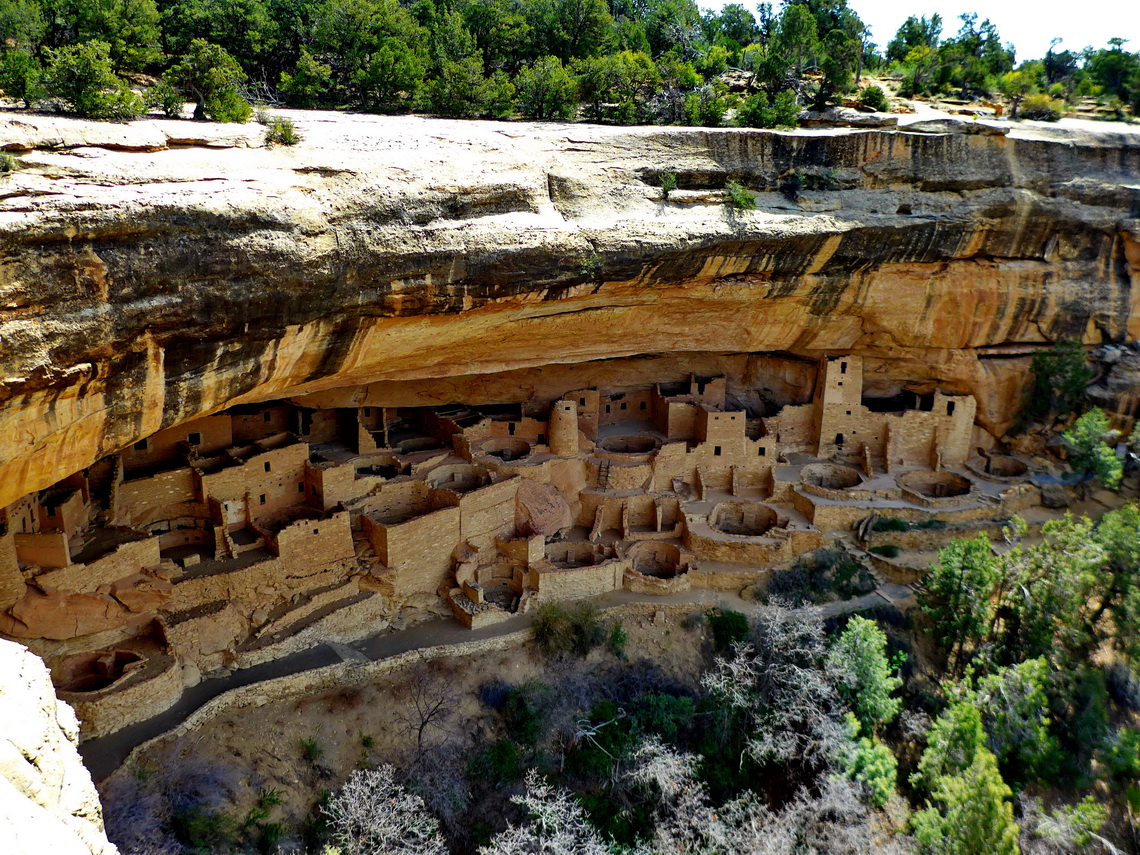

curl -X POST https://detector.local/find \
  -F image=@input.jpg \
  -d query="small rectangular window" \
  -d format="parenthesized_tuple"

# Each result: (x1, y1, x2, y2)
(837, 382, 843, 387)
(579, 397, 586, 406)
(538, 434, 546, 444)
(264, 461, 271, 473)
(758, 447, 766, 456)
(508, 422, 515, 435)
(605, 405, 611, 414)
(311, 485, 318, 495)
(841, 361, 848, 374)
(298, 482, 305, 493)
(259, 494, 266, 505)
(187, 432, 201, 445)
(363, 407, 371, 416)
(947, 401, 956, 416)
(313, 528, 319, 535)
(846, 410, 852, 416)
(133, 438, 148, 452)
(640, 401, 647, 410)
(714, 446, 722, 456)
(263, 411, 271, 422)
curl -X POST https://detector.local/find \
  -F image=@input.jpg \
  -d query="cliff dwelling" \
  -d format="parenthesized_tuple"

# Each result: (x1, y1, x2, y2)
(0, 352, 1043, 738)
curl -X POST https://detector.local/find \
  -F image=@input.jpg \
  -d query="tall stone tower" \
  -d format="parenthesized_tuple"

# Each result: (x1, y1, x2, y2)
(816, 355, 863, 457)
(550, 399, 579, 456)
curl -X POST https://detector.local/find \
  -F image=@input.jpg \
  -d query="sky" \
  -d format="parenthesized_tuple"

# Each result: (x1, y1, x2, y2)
(695, 0, 1140, 62)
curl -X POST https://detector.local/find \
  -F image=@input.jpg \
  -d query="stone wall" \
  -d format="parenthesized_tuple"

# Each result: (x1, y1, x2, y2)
(114, 467, 201, 528)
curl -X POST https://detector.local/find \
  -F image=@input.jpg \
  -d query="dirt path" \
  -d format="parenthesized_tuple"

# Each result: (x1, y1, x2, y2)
(79, 584, 908, 781)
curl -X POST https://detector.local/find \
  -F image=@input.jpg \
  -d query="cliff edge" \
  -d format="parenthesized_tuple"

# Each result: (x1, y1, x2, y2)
(1, 111, 1138, 507)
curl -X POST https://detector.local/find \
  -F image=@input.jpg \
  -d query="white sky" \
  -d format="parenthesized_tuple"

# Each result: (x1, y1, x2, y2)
(695, 0, 1140, 62)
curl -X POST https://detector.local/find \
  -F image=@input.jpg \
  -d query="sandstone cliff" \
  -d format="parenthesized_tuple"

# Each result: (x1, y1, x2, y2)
(1, 111, 1138, 508)
(0, 637, 118, 854)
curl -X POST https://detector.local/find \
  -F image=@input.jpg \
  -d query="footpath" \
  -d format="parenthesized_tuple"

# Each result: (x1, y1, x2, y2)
(79, 582, 913, 782)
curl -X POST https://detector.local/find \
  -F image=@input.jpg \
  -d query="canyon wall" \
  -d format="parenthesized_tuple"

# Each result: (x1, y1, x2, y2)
(0, 638, 117, 855)
(1, 112, 1138, 508)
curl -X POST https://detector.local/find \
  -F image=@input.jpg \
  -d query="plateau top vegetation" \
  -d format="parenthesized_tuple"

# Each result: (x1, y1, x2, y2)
(0, 0, 1136, 127)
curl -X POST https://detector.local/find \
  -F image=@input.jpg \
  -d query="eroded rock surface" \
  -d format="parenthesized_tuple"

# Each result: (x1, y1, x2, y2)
(0, 638, 117, 855)
(1, 111, 1138, 509)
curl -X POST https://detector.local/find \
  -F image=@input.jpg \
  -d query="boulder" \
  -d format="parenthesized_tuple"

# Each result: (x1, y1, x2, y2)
(0, 638, 119, 855)
(515, 480, 573, 537)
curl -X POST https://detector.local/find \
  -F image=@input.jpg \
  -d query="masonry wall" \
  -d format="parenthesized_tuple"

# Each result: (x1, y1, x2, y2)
(37, 490, 85, 536)
(0, 532, 23, 610)
(232, 406, 293, 443)
(115, 467, 201, 528)
(14, 532, 70, 568)
(364, 506, 460, 596)
(271, 512, 355, 562)
(201, 443, 311, 524)
(35, 538, 162, 594)
(454, 478, 519, 549)
(123, 415, 233, 473)
(533, 560, 625, 600)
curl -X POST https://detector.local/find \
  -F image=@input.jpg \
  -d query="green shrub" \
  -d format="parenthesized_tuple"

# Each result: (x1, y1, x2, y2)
(1103, 728, 1140, 780)
(0, 153, 19, 175)
(0, 48, 43, 108)
(172, 806, 238, 851)
(708, 608, 749, 654)
(608, 621, 628, 659)
(299, 737, 323, 763)
(578, 254, 602, 278)
(870, 544, 900, 558)
(264, 117, 301, 146)
(725, 181, 756, 210)
(914, 519, 947, 530)
(842, 732, 898, 807)
(734, 89, 799, 128)
(145, 80, 184, 118)
(515, 55, 577, 120)
(660, 171, 677, 199)
(503, 682, 553, 745)
(468, 738, 522, 785)
(164, 39, 250, 122)
(531, 601, 604, 657)
(857, 85, 890, 112)
(279, 48, 331, 108)
(1020, 93, 1064, 121)
(44, 41, 144, 120)
(873, 517, 908, 532)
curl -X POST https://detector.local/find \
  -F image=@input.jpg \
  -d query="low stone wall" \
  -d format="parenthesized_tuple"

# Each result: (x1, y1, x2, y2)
(865, 553, 926, 585)
(65, 654, 182, 741)
(690, 564, 769, 590)
(685, 526, 793, 565)
(114, 602, 706, 778)
(623, 567, 691, 595)
(533, 560, 625, 600)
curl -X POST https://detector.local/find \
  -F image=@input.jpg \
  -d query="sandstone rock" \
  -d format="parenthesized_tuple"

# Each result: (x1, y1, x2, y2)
(902, 117, 1010, 135)
(0, 112, 1137, 508)
(798, 108, 899, 128)
(0, 638, 118, 855)
(515, 480, 573, 537)
(0, 113, 166, 152)
(1040, 483, 1071, 508)
(0, 587, 130, 640)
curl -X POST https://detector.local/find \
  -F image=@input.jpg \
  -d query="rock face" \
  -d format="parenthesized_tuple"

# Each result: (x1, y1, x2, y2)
(0, 638, 117, 855)
(0, 111, 1139, 508)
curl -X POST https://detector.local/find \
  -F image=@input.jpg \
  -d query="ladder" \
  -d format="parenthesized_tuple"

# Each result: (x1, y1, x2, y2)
(596, 460, 611, 490)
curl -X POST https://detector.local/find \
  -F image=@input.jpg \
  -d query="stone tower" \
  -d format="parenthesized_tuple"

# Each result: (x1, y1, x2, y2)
(550, 399, 578, 456)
